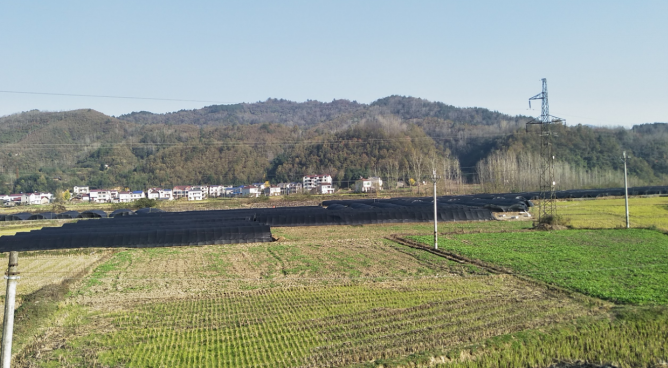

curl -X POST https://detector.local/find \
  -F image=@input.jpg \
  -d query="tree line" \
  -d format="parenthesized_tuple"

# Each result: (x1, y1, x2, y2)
(0, 99, 666, 195)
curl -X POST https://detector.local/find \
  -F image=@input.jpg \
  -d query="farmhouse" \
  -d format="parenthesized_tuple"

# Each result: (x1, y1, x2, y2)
(264, 186, 281, 196)
(278, 182, 303, 195)
(131, 191, 145, 201)
(241, 185, 261, 197)
(2, 194, 22, 206)
(303, 175, 332, 192)
(117, 191, 133, 203)
(159, 188, 173, 200)
(148, 188, 174, 200)
(209, 185, 231, 198)
(192, 185, 208, 198)
(89, 189, 112, 203)
(354, 177, 383, 193)
(19, 193, 52, 205)
(187, 187, 204, 201)
(147, 188, 161, 200)
(73, 186, 89, 195)
(172, 186, 190, 199)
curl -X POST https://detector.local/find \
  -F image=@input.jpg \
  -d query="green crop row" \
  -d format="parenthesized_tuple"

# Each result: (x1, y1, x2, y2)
(411, 229, 668, 304)
(29, 276, 590, 367)
(432, 306, 668, 368)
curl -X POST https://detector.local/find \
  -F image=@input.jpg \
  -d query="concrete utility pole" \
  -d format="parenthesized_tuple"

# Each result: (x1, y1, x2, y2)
(433, 169, 438, 250)
(1, 251, 19, 368)
(623, 151, 630, 229)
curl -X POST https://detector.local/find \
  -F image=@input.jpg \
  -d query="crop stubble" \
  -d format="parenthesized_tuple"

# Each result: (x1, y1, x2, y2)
(18, 223, 603, 367)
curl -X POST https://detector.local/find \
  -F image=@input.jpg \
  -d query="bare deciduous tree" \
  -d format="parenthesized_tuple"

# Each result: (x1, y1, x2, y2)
(410, 149, 425, 195)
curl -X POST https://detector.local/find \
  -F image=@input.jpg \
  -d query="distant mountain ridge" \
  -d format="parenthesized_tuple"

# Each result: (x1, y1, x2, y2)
(0, 96, 665, 194)
(117, 96, 527, 129)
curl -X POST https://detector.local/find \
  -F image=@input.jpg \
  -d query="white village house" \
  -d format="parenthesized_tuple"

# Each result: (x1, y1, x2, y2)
(354, 177, 383, 193)
(264, 186, 281, 196)
(241, 185, 261, 197)
(117, 191, 133, 203)
(4, 194, 23, 206)
(89, 189, 112, 203)
(278, 182, 302, 195)
(208, 185, 226, 198)
(187, 187, 204, 201)
(131, 191, 145, 201)
(73, 186, 89, 195)
(21, 192, 52, 205)
(147, 188, 173, 200)
(172, 186, 190, 199)
(303, 175, 332, 191)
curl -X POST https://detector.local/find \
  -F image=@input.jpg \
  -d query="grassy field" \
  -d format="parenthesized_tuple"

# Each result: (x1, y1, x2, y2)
(7, 222, 608, 368)
(430, 306, 668, 368)
(0, 249, 110, 362)
(0, 220, 68, 237)
(411, 229, 668, 305)
(44, 277, 592, 368)
(2, 198, 668, 367)
(557, 195, 668, 231)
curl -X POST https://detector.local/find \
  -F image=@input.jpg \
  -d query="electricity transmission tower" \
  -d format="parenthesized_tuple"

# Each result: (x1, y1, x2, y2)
(526, 78, 564, 222)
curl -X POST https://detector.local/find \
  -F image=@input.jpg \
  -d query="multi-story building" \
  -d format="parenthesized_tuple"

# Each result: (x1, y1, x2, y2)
(159, 188, 173, 200)
(117, 191, 133, 202)
(148, 188, 174, 200)
(354, 177, 383, 193)
(147, 188, 161, 200)
(303, 175, 332, 192)
(20, 193, 52, 205)
(73, 186, 89, 195)
(231, 186, 244, 197)
(172, 186, 190, 199)
(264, 186, 281, 196)
(278, 182, 303, 195)
(89, 189, 112, 203)
(187, 188, 204, 201)
(241, 185, 261, 197)
(191, 186, 208, 199)
(131, 191, 145, 201)
(208, 185, 226, 198)
(317, 183, 335, 194)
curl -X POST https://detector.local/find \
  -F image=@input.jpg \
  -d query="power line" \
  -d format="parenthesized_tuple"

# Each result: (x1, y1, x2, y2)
(0, 90, 239, 105)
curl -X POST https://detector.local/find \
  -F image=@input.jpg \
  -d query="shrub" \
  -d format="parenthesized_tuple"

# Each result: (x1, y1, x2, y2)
(132, 198, 158, 209)
(538, 214, 571, 227)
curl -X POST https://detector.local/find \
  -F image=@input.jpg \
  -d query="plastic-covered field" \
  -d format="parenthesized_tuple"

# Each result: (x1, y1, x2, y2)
(1, 185, 667, 251)
(323, 185, 668, 213)
(0, 212, 273, 251)
(0, 204, 492, 251)
(1, 186, 666, 223)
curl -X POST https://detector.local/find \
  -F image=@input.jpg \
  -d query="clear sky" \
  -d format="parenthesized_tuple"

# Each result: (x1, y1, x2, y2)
(1, 1, 666, 127)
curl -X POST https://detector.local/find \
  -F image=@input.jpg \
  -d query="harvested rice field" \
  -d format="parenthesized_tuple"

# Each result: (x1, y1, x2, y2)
(0, 250, 109, 322)
(2, 209, 667, 367)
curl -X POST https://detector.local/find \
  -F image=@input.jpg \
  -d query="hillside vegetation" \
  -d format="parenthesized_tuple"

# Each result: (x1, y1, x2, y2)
(0, 97, 666, 193)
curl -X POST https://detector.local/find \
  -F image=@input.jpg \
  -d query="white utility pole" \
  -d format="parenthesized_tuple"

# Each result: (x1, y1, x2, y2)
(623, 151, 630, 229)
(433, 169, 438, 250)
(1, 251, 19, 368)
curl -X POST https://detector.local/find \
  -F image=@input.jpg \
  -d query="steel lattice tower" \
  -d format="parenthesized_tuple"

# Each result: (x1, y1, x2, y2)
(527, 78, 562, 222)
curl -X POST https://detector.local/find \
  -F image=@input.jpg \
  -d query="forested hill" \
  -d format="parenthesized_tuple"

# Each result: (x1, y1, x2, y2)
(117, 96, 527, 130)
(0, 97, 666, 194)
(117, 96, 531, 169)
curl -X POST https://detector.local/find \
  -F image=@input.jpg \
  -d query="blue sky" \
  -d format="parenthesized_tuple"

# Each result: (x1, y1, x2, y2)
(1, 1, 666, 127)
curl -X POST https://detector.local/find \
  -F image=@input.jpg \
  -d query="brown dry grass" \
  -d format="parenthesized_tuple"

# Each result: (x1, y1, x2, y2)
(12, 221, 609, 368)
(0, 251, 108, 321)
